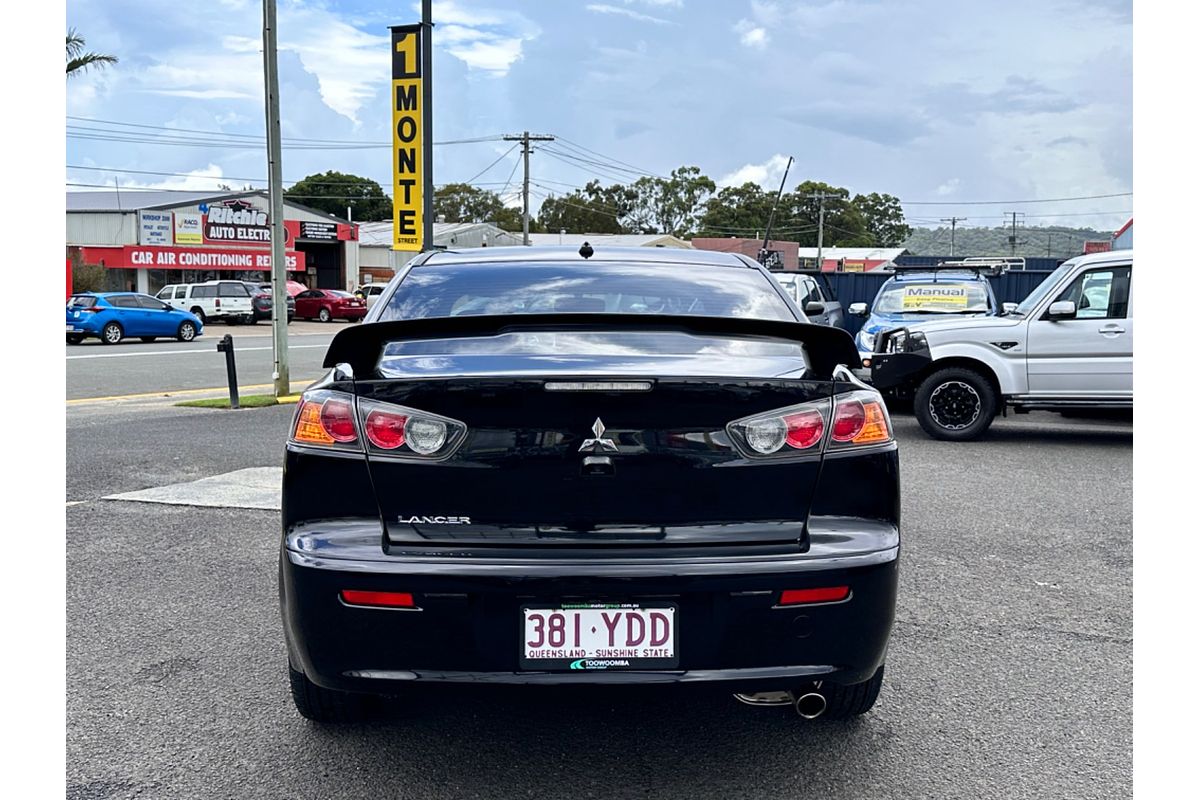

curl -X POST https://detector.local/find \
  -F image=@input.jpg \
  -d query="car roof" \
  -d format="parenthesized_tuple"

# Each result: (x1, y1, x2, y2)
(418, 245, 756, 269)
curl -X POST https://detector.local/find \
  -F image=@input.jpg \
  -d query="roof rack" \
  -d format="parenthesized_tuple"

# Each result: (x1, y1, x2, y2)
(890, 257, 1023, 276)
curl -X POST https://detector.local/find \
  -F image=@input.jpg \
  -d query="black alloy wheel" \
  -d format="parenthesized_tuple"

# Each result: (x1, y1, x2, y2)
(914, 366, 997, 441)
(101, 322, 123, 345)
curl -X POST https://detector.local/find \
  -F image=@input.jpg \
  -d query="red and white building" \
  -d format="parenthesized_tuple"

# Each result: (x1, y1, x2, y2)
(67, 190, 358, 295)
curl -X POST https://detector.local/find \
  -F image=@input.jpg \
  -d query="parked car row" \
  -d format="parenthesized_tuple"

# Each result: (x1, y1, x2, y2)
(293, 289, 367, 322)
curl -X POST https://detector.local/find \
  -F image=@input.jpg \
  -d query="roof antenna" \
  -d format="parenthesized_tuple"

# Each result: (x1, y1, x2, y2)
(579, 241, 594, 259)
(758, 155, 794, 270)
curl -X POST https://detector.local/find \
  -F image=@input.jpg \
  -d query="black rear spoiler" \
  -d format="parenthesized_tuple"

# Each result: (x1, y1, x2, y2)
(323, 313, 860, 380)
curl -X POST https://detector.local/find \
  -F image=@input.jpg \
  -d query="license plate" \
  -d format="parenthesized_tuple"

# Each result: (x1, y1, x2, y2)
(66, 325, 75, 331)
(520, 603, 678, 671)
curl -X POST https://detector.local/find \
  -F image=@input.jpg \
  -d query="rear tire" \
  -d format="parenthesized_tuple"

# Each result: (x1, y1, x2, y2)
(177, 321, 197, 342)
(190, 307, 206, 325)
(914, 367, 997, 441)
(319, 307, 332, 323)
(819, 665, 885, 720)
(101, 321, 123, 345)
(66, 334, 84, 345)
(288, 662, 367, 723)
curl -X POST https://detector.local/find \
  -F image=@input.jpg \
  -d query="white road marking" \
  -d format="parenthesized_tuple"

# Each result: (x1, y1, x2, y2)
(104, 467, 283, 511)
(66, 344, 328, 360)
(66, 500, 87, 507)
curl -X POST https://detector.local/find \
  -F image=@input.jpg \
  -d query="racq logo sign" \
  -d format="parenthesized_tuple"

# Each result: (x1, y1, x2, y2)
(203, 200, 275, 244)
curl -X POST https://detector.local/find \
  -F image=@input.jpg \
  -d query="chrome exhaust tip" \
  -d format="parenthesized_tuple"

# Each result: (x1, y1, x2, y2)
(794, 692, 827, 719)
(733, 691, 794, 707)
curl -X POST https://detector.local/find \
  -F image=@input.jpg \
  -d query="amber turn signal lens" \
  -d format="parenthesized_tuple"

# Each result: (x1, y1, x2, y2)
(293, 400, 335, 445)
(849, 400, 891, 445)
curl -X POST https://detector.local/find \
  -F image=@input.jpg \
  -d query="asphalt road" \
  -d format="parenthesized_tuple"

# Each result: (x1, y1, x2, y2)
(65, 402, 1131, 800)
(65, 321, 347, 400)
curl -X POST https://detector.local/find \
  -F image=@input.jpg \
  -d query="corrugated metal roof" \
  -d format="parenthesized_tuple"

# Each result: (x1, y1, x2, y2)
(357, 221, 523, 247)
(66, 190, 229, 212)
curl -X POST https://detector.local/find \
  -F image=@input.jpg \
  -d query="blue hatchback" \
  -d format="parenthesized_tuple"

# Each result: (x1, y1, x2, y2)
(66, 292, 204, 345)
(849, 268, 1000, 359)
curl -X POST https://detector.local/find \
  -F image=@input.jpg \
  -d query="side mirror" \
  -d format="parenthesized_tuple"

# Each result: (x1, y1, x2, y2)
(804, 301, 824, 315)
(848, 302, 868, 317)
(1047, 300, 1077, 319)
(1002, 302, 1018, 314)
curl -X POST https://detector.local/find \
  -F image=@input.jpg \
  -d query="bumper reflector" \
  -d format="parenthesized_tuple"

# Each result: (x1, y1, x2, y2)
(779, 586, 850, 606)
(340, 590, 416, 608)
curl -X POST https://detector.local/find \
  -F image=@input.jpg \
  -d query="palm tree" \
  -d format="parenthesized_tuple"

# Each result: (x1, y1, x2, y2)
(66, 29, 117, 78)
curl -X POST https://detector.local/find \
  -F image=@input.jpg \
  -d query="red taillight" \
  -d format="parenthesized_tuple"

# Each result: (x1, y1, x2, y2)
(319, 399, 357, 442)
(832, 399, 866, 442)
(215, 298, 221, 307)
(340, 590, 416, 608)
(365, 409, 408, 449)
(783, 409, 825, 449)
(779, 586, 850, 606)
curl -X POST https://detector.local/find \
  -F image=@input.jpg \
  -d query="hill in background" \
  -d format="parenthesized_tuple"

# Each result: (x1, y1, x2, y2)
(902, 225, 1112, 258)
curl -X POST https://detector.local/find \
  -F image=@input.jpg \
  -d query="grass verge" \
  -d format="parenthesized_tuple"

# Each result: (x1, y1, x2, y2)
(175, 394, 283, 409)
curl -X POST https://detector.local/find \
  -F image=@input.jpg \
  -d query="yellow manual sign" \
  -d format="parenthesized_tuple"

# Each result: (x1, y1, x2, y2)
(391, 25, 423, 251)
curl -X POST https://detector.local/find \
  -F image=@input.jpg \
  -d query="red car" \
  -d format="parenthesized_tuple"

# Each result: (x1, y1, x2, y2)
(293, 289, 367, 322)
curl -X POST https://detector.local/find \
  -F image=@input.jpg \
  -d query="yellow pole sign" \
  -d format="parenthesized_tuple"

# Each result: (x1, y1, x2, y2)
(391, 25, 423, 251)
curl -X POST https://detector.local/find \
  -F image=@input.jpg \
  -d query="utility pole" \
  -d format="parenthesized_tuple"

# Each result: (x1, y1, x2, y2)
(1005, 211, 1025, 257)
(503, 131, 555, 244)
(807, 193, 835, 269)
(421, 0, 434, 253)
(262, 0, 288, 397)
(941, 216, 965, 257)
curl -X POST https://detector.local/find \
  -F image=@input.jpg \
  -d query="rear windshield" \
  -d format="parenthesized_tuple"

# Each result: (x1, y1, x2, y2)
(377, 262, 795, 322)
(874, 280, 990, 314)
(328, 290, 355, 298)
(379, 331, 807, 378)
(67, 295, 98, 308)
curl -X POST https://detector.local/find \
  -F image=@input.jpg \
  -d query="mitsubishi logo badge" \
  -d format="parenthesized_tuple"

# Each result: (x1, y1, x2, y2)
(579, 418, 618, 452)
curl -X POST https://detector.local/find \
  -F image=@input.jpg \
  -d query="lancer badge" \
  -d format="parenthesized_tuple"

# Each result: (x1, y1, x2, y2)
(579, 417, 618, 452)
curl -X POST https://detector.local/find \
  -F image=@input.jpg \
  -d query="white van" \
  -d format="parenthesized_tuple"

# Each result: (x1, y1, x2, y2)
(156, 280, 255, 325)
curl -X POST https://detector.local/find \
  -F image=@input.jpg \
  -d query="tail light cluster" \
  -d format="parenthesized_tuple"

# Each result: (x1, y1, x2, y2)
(290, 389, 466, 459)
(727, 390, 893, 458)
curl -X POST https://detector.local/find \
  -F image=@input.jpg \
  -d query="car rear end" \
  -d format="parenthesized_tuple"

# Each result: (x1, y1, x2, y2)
(66, 294, 108, 341)
(280, 252, 899, 719)
(327, 290, 367, 320)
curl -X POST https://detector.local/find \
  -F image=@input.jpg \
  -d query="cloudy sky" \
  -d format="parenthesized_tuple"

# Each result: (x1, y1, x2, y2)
(65, 0, 1132, 230)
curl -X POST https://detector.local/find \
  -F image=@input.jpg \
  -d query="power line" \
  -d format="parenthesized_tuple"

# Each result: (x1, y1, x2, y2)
(902, 192, 1131, 206)
(462, 145, 519, 185)
(552, 136, 666, 179)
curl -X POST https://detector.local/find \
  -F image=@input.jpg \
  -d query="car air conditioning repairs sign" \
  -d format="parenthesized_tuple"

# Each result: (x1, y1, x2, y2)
(138, 211, 173, 246)
(114, 245, 300, 270)
(174, 212, 203, 244)
(390, 24, 423, 251)
(901, 284, 970, 311)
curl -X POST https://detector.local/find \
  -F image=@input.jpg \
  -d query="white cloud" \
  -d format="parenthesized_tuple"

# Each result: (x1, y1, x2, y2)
(718, 154, 793, 189)
(936, 178, 961, 196)
(734, 19, 769, 49)
(421, 1, 541, 76)
(144, 89, 256, 100)
(446, 38, 526, 73)
(587, 4, 674, 24)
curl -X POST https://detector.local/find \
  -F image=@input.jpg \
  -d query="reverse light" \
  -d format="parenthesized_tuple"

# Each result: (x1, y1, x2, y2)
(405, 417, 448, 455)
(340, 590, 416, 609)
(779, 586, 850, 606)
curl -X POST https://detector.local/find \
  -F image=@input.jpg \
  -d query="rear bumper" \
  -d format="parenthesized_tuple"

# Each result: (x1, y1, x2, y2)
(280, 518, 899, 694)
(333, 307, 367, 319)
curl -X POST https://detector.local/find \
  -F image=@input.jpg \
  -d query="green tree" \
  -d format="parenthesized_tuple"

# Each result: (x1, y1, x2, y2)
(695, 182, 776, 239)
(852, 192, 912, 246)
(66, 29, 117, 77)
(786, 181, 873, 247)
(624, 167, 716, 236)
(283, 171, 391, 221)
(537, 181, 628, 234)
(434, 183, 523, 231)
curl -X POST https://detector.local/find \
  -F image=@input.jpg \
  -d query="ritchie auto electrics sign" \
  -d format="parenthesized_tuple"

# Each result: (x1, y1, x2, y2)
(203, 199, 276, 244)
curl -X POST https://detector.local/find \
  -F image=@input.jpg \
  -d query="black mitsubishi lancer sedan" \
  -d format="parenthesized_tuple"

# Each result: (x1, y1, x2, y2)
(280, 246, 900, 722)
